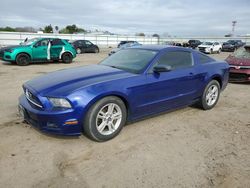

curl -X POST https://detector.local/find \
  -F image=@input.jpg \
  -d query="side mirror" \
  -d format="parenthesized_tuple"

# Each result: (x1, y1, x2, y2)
(153, 65, 172, 73)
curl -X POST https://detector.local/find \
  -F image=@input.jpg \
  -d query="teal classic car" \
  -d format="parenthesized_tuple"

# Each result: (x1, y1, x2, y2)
(0, 38, 77, 65)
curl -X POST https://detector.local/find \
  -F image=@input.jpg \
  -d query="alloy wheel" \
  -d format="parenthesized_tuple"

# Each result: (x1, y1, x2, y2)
(206, 85, 219, 106)
(96, 103, 122, 135)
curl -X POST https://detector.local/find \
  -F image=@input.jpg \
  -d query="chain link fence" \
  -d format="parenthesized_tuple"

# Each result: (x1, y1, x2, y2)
(0, 31, 250, 47)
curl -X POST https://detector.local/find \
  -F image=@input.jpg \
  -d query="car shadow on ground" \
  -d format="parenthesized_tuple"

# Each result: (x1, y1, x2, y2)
(1, 60, 73, 66)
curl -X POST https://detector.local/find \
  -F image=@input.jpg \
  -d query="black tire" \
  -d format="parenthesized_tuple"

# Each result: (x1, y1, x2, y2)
(76, 48, 81, 54)
(200, 80, 220, 110)
(84, 96, 127, 142)
(16, 53, 30, 66)
(94, 48, 99, 53)
(62, 52, 73, 64)
(210, 49, 213, 54)
(217, 48, 221, 54)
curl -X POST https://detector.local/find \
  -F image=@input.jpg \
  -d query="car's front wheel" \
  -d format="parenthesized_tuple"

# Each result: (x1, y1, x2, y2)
(76, 48, 81, 54)
(16, 53, 30, 66)
(200, 80, 220, 110)
(84, 96, 127, 142)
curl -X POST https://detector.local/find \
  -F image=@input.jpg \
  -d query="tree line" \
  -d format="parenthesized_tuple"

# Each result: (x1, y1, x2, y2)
(0, 24, 86, 34)
(0, 25, 160, 37)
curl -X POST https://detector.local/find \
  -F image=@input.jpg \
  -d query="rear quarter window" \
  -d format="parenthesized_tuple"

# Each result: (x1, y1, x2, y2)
(197, 53, 214, 64)
(51, 39, 64, 46)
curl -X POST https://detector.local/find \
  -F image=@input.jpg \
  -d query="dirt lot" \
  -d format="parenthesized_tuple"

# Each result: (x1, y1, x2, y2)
(0, 50, 249, 188)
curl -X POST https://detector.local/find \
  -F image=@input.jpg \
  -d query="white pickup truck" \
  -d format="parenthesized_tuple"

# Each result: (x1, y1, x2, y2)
(198, 42, 222, 54)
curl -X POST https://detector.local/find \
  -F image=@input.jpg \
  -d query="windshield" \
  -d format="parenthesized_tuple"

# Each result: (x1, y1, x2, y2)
(227, 40, 237, 44)
(100, 49, 158, 74)
(202, 42, 213, 45)
(233, 47, 250, 59)
(21, 38, 39, 45)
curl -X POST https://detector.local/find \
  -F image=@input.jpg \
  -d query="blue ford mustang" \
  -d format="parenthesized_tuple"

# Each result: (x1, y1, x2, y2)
(19, 45, 229, 141)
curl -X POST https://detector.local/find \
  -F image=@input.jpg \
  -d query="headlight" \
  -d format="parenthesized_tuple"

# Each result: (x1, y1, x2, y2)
(5, 49, 13, 53)
(48, 98, 72, 108)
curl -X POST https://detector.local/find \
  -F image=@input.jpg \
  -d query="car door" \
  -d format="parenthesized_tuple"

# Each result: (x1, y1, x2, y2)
(135, 50, 200, 116)
(76, 40, 85, 52)
(85, 41, 95, 52)
(50, 39, 64, 60)
(32, 39, 49, 61)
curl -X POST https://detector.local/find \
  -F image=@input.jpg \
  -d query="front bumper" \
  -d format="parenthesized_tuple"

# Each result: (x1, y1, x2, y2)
(19, 94, 82, 136)
(222, 47, 235, 52)
(229, 68, 250, 82)
(2, 51, 16, 62)
(198, 47, 211, 53)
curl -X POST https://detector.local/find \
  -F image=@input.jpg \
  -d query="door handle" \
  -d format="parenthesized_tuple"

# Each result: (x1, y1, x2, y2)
(189, 72, 194, 75)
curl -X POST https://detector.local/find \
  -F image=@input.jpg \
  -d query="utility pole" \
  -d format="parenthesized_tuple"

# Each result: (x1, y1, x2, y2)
(232, 21, 237, 36)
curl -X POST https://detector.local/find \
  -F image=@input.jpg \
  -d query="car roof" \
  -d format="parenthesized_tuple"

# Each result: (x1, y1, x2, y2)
(130, 45, 192, 51)
(35, 37, 61, 40)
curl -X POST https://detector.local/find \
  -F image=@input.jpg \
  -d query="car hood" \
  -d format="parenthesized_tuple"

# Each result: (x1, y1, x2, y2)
(225, 55, 250, 66)
(24, 65, 135, 96)
(0, 45, 30, 52)
(223, 43, 233, 47)
(198, 45, 212, 48)
(0, 45, 21, 51)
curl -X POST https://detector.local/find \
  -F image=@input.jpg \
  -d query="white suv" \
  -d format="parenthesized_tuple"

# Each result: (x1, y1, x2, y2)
(198, 42, 222, 54)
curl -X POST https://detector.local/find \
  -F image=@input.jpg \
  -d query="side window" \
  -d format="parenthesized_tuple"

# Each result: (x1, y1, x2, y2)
(51, 39, 64, 46)
(79, 40, 85, 45)
(36, 39, 49, 47)
(85, 41, 93, 46)
(156, 51, 193, 70)
(214, 42, 219, 45)
(197, 53, 213, 64)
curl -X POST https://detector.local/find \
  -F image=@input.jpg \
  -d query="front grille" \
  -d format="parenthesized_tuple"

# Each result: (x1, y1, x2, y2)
(229, 73, 248, 81)
(198, 47, 206, 52)
(25, 89, 43, 108)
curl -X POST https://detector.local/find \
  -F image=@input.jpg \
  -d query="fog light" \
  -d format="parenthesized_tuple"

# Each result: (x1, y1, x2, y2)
(64, 119, 78, 125)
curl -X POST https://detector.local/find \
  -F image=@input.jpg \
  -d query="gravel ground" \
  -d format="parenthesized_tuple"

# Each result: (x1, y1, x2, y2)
(0, 49, 249, 188)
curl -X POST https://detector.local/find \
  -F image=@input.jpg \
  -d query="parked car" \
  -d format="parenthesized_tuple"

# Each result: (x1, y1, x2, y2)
(117, 41, 139, 48)
(164, 41, 175, 46)
(222, 40, 245, 52)
(188, 40, 202, 49)
(198, 42, 222, 54)
(0, 38, 76, 65)
(225, 45, 250, 82)
(70, 40, 99, 54)
(18, 45, 229, 141)
(109, 42, 141, 55)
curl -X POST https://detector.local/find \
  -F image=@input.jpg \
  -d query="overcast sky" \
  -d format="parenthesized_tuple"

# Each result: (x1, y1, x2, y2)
(0, 0, 249, 36)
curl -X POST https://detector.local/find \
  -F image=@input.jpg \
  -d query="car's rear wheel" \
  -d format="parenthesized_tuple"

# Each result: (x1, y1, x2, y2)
(84, 96, 127, 142)
(200, 80, 220, 110)
(16, 53, 30, 66)
(218, 48, 221, 54)
(210, 49, 213, 54)
(62, 52, 73, 63)
(76, 48, 81, 54)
